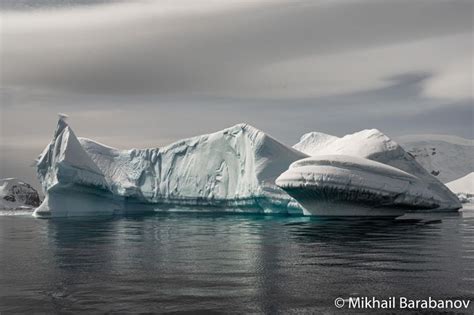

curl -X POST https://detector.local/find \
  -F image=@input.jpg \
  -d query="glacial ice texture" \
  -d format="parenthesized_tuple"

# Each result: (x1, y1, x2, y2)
(34, 117, 306, 217)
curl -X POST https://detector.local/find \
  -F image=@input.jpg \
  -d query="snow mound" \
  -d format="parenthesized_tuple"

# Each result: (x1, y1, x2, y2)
(295, 129, 408, 163)
(293, 132, 339, 155)
(34, 117, 307, 217)
(276, 155, 460, 216)
(293, 129, 460, 211)
(0, 178, 41, 210)
(397, 135, 474, 183)
(446, 173, 474, 203)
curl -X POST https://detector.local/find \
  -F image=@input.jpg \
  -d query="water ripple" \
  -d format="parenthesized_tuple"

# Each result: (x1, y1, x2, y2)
(0, 211, 473, 313)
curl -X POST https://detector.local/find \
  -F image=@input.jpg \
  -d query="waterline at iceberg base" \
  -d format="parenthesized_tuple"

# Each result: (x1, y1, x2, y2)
(34, 186, 303, 218)
(34, 116, 460, 218)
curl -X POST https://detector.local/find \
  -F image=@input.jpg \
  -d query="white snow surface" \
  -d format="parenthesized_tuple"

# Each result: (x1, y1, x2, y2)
(396, 135, 474, 183)
(446, 172, 474, 204)
(293, 132, 339, 155)
(293, 129, 460, 210)
(294, 129, 401, 158)
(0, 178, 40, 210)
(34, 117, 307, 217)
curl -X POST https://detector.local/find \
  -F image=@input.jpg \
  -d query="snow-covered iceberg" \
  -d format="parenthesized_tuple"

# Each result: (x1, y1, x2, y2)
(276, 155, 458, 216)
(446, 172, 474, 204)
(34, 116, 307, 217)
(0, 178, 41, 210)
(34, 118, 461, 218)
(292, 129, 461, 211)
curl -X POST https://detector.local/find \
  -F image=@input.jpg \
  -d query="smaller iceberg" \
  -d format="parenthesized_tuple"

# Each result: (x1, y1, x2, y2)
(276, 155, 461, 216)
(293, 129, 461, 211)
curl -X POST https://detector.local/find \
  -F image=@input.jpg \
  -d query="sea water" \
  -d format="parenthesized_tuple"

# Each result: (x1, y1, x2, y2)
(0, 209, 473, 313)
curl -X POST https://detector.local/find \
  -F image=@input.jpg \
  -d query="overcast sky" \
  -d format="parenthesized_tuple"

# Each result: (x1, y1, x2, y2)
(0, 0, 473, 188)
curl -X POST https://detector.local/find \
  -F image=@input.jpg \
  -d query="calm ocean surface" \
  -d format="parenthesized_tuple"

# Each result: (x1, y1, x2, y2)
(1, 209, 473, 314)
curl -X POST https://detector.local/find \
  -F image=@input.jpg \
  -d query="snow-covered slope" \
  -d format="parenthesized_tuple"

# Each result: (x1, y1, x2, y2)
(293, 132, 339, 155)
(0, 178, 41, 210)
(396, 135, 474, 183)
(276, 155, 458, 216)
(446, 173, 474, 203)
(293, 129, 461, 210)
(34, 116, 307, 217)
(295, 129, 410, 163)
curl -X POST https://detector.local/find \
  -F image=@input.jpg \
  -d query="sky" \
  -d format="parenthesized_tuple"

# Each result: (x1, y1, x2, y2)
(0, 0, 473, 188)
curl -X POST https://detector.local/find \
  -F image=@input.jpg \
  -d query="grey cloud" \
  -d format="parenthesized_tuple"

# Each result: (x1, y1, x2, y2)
(2, 0, 472, 96)
(2, 71, 471, 150)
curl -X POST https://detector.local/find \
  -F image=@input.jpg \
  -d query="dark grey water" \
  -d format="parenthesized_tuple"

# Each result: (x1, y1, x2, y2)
(1, 210, 473, 314)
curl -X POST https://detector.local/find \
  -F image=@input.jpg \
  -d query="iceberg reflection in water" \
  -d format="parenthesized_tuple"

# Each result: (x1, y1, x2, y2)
(1, 208, 473, 313)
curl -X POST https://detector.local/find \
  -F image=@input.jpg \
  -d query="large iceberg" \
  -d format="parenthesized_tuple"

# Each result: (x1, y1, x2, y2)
(276, 155, 459, 216)
(34, 116, 307, 217)
(292, 129, 461, 211)
(34, 118, 461, 218)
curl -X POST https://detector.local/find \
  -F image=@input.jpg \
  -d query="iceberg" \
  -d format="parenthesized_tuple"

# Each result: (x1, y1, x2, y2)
(34, 116, 307, 217)
(276, 155, 459, 216)
(292, 129, 461, 211)
(0, 178, 41, 210)
(33, 118, 461, 218)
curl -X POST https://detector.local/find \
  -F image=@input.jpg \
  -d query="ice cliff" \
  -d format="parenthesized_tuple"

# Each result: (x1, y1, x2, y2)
(0, 178, 41, 210)
(34, 116, 307, 217)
